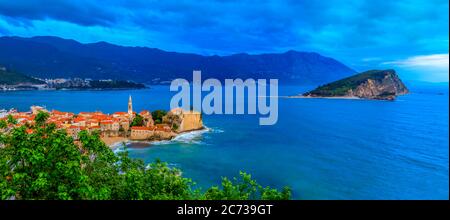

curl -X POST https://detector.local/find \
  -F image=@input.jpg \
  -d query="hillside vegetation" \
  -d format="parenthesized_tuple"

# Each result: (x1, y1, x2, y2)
(303, 69, 405, 97)
(0, 67, 44, 85)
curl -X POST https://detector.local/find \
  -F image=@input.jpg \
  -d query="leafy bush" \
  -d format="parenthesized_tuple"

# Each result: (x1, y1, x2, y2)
(0, 120, 6, 129)
(130, 114, 144, 127)
(6, 115, 17, 125)
(151, 110, 167, 124)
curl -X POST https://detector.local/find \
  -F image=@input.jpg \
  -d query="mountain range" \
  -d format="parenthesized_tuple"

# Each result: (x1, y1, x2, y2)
(0, 36, 356, 85)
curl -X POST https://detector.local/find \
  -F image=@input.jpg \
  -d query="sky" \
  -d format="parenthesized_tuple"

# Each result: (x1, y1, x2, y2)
(0, 0, 448, 82)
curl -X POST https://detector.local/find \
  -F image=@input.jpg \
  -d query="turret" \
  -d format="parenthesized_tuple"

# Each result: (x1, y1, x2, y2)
(128, 95, 133, 117)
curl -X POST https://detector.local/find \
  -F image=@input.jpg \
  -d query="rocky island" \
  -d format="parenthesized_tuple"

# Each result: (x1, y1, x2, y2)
(299, 69, 409, 100)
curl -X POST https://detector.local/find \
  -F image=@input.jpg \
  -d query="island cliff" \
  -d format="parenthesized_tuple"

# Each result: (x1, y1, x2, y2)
(302, 69, 409, 100)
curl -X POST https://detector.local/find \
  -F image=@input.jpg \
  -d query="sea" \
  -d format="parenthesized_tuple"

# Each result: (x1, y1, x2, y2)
(0, 83, 448, 199)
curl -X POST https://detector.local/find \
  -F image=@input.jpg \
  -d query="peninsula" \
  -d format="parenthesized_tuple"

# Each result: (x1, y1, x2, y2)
(297, 69, 409, 100)
(0, 66, 45, 90)
(0, 66, 146, 91)
(0, 96, 203, 147)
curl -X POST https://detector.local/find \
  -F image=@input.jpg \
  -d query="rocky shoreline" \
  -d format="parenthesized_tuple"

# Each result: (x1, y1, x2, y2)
(107, 126, 208, 150)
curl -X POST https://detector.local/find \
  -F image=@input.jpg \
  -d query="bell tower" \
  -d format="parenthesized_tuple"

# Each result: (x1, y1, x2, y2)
(128, 95, 133, 117)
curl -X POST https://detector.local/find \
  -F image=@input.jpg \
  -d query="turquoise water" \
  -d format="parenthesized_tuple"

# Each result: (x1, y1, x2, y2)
(0, 84, 448, 199)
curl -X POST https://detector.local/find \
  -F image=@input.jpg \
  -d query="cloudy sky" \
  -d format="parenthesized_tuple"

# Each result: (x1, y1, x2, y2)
(0, 0, 448, 82)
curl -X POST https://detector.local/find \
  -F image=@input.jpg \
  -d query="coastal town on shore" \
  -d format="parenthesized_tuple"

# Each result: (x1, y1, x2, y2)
(0, 96, 203, 147)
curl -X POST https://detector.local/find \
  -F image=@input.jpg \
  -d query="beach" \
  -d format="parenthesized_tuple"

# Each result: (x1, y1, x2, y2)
(103, 127, 209, 150)
(101, 136, 129, 149)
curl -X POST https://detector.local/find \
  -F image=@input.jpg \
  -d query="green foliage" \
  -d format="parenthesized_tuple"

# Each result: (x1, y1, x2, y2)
(0, 118, 290, 200)
(0, 120, 6, 129)
(203, 172, 291, 200)
(35, 111, 50, 127)
(0, 124, 86, 199)
(130, 114, 144, 127)
(152, 110, 167, 124)
(0, 67, 44, 85)
(7, 115, 17, 125)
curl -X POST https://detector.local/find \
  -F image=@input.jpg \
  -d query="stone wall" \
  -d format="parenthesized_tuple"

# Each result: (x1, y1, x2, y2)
(163, 109, 203, 133)
(130, 129, 154, 140)
(179, 111, 203, 132)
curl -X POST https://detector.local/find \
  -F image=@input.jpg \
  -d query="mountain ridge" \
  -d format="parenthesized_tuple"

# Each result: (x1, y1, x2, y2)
(0, 36, 356, 85)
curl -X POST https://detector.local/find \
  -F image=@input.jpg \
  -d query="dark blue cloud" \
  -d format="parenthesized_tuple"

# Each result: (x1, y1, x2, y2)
(0, 0, 116, 26)
(0, 0, 448, 81)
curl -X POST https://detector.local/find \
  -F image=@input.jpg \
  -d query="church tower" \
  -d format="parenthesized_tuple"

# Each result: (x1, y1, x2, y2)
(128, 95, 133, 117)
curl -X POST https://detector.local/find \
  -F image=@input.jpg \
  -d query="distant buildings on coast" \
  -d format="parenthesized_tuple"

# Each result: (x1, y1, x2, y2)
(1, 77, 145, 91)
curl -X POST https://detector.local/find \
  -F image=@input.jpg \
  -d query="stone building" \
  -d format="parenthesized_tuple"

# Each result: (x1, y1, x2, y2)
(140, 110, 154, 127)
(163, 108, 203, 132)
(130, 126, 154, 140)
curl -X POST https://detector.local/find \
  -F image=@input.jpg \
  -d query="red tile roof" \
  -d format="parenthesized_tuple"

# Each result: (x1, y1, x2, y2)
(131, 126, 153, 131)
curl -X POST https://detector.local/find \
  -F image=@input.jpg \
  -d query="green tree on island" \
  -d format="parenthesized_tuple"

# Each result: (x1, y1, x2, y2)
(130, 114, 144, 127)
(0, 112, 291, 200)
(151, 110, 167, 124)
